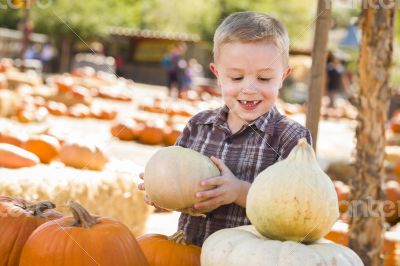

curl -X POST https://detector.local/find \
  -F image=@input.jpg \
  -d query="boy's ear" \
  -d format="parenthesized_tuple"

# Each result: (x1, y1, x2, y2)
(282, 67, 292, 80)
(209, 63, 219, 77)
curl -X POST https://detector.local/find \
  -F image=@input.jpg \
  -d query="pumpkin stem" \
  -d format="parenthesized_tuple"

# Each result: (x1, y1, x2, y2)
(168, 230, 187, 244)
(25, 201, 56, 217)
(69, 201, 98, 228)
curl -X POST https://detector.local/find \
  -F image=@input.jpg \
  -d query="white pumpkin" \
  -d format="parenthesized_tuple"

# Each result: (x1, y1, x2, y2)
(246, 138, 339, 242)
(144, 146, 220, 216)
(201, 226, 363, 266)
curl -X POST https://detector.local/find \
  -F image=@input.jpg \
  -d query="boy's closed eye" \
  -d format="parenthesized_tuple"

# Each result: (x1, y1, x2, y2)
(258, 77, 271, 81)
(231, 76, 243, 81)
(230, 76, 272, 82)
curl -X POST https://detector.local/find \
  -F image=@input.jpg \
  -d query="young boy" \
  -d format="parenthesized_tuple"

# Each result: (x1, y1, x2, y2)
(139, 11, 312, 246)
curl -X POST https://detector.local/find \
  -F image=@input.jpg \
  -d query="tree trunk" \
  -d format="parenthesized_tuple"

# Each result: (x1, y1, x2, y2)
(305, 0, 331, 151)
(60, 37, 71, 73)
(19, 8, 31, 71)
(349, 1, 396, 265)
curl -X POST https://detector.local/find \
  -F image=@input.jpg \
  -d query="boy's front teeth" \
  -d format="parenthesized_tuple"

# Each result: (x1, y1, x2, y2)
(240, 100, 260, 105)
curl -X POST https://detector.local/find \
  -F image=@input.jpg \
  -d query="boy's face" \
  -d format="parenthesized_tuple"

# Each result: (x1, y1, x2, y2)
(210, 41, 291, 123)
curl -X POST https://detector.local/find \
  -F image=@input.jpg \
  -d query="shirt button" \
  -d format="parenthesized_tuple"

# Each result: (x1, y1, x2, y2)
(226, 138, 232, 144)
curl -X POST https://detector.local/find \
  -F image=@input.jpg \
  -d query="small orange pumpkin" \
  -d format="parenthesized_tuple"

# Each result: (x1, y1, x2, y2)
(91, 106, 117, 120)
(391, 114, 400, 133)
(59, 141, 109, 170)
(138, 120, 166, 145)
(19, 201, 149, 266)
(111, 120, 142, 141)
(46, 101, 68, 116)
(16, 106, 48, 123)
(333, 181, 350, 214)
(22, 135, 61, 164)
(383, 180, 400, 225)
(55, 75, 74, 93)
(137, 230, 200, 266)
(0, 143, 39, 168)
(68, 104, 91, 119)
(0, 130, 27, 147)
(0, 197, 62, 266)
(164, 124, 184, 146)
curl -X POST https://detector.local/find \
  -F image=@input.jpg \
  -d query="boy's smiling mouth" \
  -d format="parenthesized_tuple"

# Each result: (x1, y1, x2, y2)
(237, 100, 262, 111)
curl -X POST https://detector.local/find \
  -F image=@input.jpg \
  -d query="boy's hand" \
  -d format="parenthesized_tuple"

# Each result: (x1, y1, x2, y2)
(138, 172, 169, 211)
(194, 156, 243, 210)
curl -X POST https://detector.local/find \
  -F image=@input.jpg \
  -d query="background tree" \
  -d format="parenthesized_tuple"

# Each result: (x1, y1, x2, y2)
(349, 0, 397, 265)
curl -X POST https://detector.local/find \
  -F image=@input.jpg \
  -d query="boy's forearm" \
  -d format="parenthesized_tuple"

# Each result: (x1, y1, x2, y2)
(234, 180, 251, 208)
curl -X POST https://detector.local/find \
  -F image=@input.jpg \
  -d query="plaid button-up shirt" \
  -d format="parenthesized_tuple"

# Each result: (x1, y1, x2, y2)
(175, 104, 312, 246)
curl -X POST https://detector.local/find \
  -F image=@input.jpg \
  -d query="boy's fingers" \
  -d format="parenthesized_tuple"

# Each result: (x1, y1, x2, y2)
(144, 194, 154, 206)
(194, 197, 221, 210)
(200, 176, 224, 187)
(139, 172, 144, 180)
(210, 156, 225, 172)
(196, 187, 222, 199)
(138, 183, 145, 191)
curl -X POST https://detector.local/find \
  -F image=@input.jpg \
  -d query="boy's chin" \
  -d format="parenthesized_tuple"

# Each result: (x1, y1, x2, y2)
(237, 112, 262, 123)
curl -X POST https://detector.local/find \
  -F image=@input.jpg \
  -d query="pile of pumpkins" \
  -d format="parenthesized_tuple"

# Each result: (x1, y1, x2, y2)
(138, 99, 197, 118)
(0, 131, 108, 171)
(331, 179, 400, 265)
(0, 85, 118, 123)
(141, 140, 364, 265)
(319, 97, 358, 121)
(111, 118, 185, 146)
(0, 196, 195, 266)
(334, 179, 400, 226)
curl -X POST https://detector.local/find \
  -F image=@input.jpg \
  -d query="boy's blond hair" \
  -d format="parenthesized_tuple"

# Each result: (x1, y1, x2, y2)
(213, 11, 290, 66)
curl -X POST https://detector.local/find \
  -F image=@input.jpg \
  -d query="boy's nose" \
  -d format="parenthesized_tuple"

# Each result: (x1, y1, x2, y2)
(241, 80, 258, 93)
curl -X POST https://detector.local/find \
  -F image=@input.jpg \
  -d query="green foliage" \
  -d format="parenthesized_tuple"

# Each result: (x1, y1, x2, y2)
(31, 0, 141, 40)
(140, 0, 315, 46)
(0, 5, 23, 29)
(1, 0, 373, 49)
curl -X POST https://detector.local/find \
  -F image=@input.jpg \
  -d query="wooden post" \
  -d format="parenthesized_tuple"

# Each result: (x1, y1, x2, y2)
(305, 0, 331, 151)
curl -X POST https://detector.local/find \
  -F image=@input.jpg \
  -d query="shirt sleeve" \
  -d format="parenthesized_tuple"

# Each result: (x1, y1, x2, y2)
(280, 127, 313, 159)
(174, 121, 192, 148)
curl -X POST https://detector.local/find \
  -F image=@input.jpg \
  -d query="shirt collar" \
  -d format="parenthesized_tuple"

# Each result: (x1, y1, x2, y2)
(196, 104, 280, 134)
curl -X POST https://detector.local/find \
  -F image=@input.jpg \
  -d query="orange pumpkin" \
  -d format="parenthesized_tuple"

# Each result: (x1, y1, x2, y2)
(16, 106, 48, 123)
(391, 115, 400, 133)
(46, 101, 68, 116)
(164, 124, 184, 146)
(22, 135, 61, 164)
(0, 197, 62, 266)
(111, 121, 142, 141)
(68, 104, 91, 119)
(138, 120, 166, 145)
(19, 201, 148, 266)
(384, 180, 400, 225)
(0, 143, 39, 168)
(55, 75, 74, 93)
(137, 231, 200, 266)
(91, 106, 117, 120)
(333, 181, 350, 214)
(59, 141, 109, 171)
(0, 130, 27, 147)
